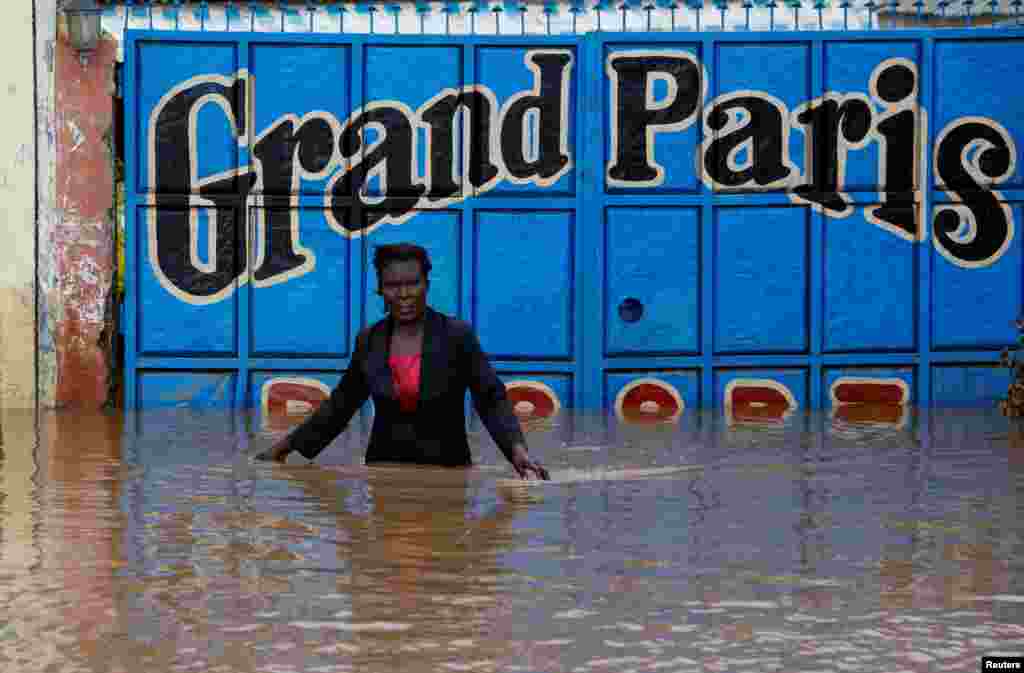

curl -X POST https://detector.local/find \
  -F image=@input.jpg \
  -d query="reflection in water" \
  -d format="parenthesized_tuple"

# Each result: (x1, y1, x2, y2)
(0, 406, 1023, 671)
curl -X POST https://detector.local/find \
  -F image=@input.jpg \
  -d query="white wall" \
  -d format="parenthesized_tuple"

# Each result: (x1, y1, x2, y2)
(0, 0, 47, 409)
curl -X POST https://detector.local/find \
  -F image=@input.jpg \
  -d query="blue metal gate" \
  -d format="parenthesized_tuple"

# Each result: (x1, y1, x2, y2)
(123, 21, 1024, 423)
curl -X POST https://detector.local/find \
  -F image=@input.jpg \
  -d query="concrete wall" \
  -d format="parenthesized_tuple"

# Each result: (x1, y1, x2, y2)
(51, 31, 117, 409)
(0, 1, 41, 409)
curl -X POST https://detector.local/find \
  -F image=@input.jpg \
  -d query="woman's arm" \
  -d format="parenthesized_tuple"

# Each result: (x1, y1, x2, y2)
(463, 327, 549, 480)
(255, 333, 372, 462)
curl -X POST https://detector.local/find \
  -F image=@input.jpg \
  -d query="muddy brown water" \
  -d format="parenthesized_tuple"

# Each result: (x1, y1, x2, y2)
(1, 406, 1023, 672)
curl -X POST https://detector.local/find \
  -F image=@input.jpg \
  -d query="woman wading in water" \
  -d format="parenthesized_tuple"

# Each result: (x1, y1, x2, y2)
(256, 243, 549, 480)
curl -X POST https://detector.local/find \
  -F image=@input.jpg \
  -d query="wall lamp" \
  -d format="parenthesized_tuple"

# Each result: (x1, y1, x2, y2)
(63, 0, 102, 67)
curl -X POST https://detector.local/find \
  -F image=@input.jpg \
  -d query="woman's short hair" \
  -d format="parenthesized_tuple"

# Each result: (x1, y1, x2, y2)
(373, 243, 432, 281)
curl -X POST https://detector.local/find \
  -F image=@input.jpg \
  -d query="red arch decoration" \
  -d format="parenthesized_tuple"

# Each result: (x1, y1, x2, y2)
(614, 378, 685, 424)
(505, 380, 562, 419)
(723, 378, 797, 426)
(260, 377, 331, 431)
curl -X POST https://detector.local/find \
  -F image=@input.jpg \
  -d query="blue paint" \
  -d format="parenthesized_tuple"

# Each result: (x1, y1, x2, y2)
(606, 206, 699, 355)
(932, 364, 1009, 406)
(137, 371, 237, 408)
(123, 28, 1024, 411)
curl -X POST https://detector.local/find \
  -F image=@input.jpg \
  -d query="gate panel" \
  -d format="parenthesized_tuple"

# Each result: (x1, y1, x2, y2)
(473, 210, 574, 360)
(604, 206, 700, 356)
(714, 368, 809, 417)
(137, 205, 242, 356)
(931, 38, 1024, 354)
(713, 205, 810, 354)
(475, 45, 577, 197)
(362, 44, 464, 200)
(249, 43, 353, 198)
(823, 205, 917, 353)
(932, 203, 1023, 350)
(135, 41, 242, 195)
(821, 40, 921, 194)
(708, 40, 810, 196)
(137, 370, 237, 408)
(933, 39, 1024, 190)
(605, 371, 698, 422)
(603, 41, 703, 194)
(931, 364, 1007, 408)
(250, 371, 342, 432)
(249, 208, 352, 357)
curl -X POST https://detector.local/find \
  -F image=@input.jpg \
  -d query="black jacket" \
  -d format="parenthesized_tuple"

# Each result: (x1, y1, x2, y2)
(285, 308, 526, 466)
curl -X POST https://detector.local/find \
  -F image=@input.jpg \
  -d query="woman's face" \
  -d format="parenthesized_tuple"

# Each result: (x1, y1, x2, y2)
(379, 259, 428, 324)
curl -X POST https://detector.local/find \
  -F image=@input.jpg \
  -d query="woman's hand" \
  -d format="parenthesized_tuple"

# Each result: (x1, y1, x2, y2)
(510, 445, 550, 480)
(254, 440, 292, 463)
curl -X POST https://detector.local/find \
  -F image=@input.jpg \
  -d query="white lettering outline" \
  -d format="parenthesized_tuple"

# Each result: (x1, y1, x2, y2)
(499, 49, 575, 188)
(863, 58, 928, 243)
(933, 115, 1017, 269)
(606, 49, 707, 189)
(699, 90, 801, 194)
(788, 92, 875, 217)
(723, 378, 797, 427)
(416, 84, 504, 209)
(145, 70, 253, 306)
(249, 101, 347, 288)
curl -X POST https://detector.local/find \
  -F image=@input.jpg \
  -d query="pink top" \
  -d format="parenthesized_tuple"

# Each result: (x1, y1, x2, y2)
(388, 354, 422, 413)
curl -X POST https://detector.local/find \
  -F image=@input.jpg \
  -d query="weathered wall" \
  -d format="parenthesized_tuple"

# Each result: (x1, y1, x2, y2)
(0, 1, 40, 409)
(35, 0, 57, 409)
(50, 31, 117, 409)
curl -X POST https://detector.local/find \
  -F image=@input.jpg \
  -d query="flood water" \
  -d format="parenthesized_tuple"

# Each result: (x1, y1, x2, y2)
(1, 406, 1023, 672)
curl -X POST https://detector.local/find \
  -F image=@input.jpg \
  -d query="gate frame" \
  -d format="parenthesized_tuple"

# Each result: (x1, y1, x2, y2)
(123, 27, 1024, 410)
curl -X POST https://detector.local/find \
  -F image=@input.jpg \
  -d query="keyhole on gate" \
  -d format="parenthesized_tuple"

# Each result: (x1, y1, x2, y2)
(618, 297, 643, 323)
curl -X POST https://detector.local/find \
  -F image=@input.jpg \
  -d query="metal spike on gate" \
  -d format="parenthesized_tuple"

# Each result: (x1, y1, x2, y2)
(491, 1, 503, 34)
(814, 0, 826, 29)
(416, 0, 431, 33)
(543, 0, 559, 34)
(443, 2, 462, 35)
(714, 0, 727, 30)
(568, 0, 586, 31)
(225, 0, 240, 30)
(763, 0, 778, 29)
(281, 0, 308, 29)
(252, 1, 273, 30)
(863, 0, 877, 26)
(386, 3, 402, 33)
(786, 0, 801, 29)
(305, 0, 318, 31)
(324, 1, 347, 33)
(593, 0, 611, 30)
(499, 0, 526, 33)
(195, 1, 211, 30)
(686, 0, 702, 30)
(467, 0, 488, 33)
(655, 0, 680, 29)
